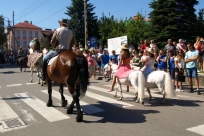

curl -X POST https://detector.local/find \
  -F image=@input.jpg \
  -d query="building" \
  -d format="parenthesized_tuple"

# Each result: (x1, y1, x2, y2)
(6, 21, 53, 51)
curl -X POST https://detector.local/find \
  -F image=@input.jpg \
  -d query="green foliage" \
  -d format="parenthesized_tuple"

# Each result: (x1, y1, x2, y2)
(65, 0, 98, 46)
(197, 9, 204, 37)
(149, 0, 199, 48)
(98, 12, 150, 48)
(0, 15, 7, 48)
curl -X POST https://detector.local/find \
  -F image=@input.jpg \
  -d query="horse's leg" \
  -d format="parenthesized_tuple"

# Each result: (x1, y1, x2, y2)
(116, 80, 123, 100)
(59, 83, 67, 107)
(30, 67, 33, 82)
(46, 78, 53, 107)
(147, 88, 152, 101)
(36, 67, 41, 84)
(158, 85, 167, 104)
(67, 84, 83, 122)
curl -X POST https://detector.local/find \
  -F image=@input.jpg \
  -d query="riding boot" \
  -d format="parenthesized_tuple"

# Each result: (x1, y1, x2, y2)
(42, 61, 47, 81)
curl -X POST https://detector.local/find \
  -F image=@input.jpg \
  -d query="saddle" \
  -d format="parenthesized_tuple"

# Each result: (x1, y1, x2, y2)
(47, 49, 67, 65)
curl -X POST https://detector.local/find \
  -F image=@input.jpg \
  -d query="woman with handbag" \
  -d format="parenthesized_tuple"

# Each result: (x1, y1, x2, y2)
(174, 50, 185, 91)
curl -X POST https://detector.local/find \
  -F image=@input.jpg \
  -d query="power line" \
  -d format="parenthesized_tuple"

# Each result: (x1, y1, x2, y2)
(15, 0, 42, 17)
(16, 0, 49, 21)
(34, 7, 66, 24)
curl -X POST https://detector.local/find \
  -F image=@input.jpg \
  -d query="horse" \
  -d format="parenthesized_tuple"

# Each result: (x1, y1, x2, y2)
(17, 56, 28, 72)
(28, 48, 47, 86)
(44, 34, 89, 122)
(105, 63, 176, 104)
(104, 62, 145, 104)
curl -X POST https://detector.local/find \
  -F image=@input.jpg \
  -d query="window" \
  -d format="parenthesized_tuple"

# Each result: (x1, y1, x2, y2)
(35, 31, 38, 38)
(17, 41, 20, 47)
(16, 30, 20, 38)
(29, 31, 32, 38)
(23, 30, 26, 38)
(23, 41, 27, 47)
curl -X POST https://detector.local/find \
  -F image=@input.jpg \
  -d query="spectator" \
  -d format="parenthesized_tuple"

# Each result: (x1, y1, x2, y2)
(138, 40, 143, 51)
(98, 49, 109, 81)
(97, 49, 103, 76)
(131, 51, 142, 68)
(194, 36, 203, 72)
(128, 41, 135, 51)
(177, 39, 187, 53)
(149, 40, 155, 48)
(87, 51, 96, 80)
(175, 50, 185, 91)
(168, 50, 176, 85)
(164, 39, 176, 55)
(140, 39, 148, 51)
(109, 50, 118, 64)
(157, 49, 168, 72)
(185, 43, 201, 95)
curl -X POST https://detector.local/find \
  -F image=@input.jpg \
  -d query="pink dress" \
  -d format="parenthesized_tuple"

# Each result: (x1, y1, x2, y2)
(115, 57, 134, 78)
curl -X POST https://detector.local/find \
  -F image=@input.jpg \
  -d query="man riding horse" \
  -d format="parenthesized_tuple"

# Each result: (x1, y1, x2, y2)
(42, 18, 74, 81)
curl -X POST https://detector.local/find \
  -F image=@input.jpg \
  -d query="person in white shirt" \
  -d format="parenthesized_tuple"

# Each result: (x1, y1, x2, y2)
(177, 39, 187, 53)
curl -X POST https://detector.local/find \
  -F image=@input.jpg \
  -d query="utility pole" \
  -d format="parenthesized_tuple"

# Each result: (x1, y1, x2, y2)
(84, 0, 88, 49)
(12, 11, 15, 50)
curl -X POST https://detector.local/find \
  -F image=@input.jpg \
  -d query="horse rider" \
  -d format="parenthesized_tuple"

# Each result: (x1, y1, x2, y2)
(108, 44, 132, 92)
(42, 18, 74, 81)
(139, 48, 155, 78)
(32, 38, 41, 53)
(17, 46, 24, 58)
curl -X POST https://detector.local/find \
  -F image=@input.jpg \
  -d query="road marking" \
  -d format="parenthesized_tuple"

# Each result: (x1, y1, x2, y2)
(89, 86, 163, 99)
(0, 97, 27, 132)
(15, 92, 69, 122)
(41, 90, 104, 114)
(6, 84, 22, 87)
(0, 97, 19, 120)
(86, 91, 134, 108)
(25, 82, 38, 85)
(186, 124, 204, 135)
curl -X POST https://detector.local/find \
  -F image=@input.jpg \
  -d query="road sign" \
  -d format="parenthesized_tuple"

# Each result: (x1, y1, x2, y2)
(89, 37, 98, 47)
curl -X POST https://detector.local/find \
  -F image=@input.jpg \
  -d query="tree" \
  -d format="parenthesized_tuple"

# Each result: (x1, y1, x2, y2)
(197, 9, 204, 37)
(0, 15, 7, 49)
(149, 0, 199, 48)
(65, 0, 98, 46)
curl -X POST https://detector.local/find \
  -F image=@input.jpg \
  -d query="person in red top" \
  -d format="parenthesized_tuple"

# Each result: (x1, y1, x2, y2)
(140, 39, 148, 51)
(194, 36, 203, 71)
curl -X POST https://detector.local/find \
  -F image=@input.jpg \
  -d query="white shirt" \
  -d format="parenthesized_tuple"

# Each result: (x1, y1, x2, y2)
(174, 57, 184, 68)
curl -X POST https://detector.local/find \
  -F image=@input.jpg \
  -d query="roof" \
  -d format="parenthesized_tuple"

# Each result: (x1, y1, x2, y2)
(41, 29, 54, 36)
(13, 21, 41, 29)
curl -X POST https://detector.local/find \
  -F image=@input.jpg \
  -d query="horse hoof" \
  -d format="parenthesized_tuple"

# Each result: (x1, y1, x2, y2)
(61, 100, 68, 107)
(136, 99, 139, 103)
(114, 95, 117, 97)
(119, 97, 123, 100)
(67, 107, 73, 114)
(46, 100, 53, 107)
(76, 112, 83, 122)
(38, 82, 40, 84)
(30, 80, 33, 83)
(141, 101, 144, 105)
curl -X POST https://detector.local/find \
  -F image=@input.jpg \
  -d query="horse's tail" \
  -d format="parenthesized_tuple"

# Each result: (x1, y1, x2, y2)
(76, 55, 89, 98)
(165, 73, 176, 98)
(138, 71, 145, 99)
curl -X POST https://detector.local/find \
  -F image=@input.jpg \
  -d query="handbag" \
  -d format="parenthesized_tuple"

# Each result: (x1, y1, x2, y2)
(177, 74, 185, 82)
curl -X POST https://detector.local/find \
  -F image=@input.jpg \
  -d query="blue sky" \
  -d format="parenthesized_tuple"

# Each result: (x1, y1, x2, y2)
(0, 0, 204, 30)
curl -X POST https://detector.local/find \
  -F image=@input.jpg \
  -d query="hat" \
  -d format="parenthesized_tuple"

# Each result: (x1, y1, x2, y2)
(121, 44, 129, 49)
(58, 18, 68, 25)
(147, 48, 154, 54)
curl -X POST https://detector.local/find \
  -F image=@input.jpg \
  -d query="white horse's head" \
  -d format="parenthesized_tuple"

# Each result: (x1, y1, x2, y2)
(104, 62, 118, 74)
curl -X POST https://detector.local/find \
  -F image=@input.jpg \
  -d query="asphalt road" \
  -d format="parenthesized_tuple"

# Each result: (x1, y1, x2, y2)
(0, 64, 204, 136)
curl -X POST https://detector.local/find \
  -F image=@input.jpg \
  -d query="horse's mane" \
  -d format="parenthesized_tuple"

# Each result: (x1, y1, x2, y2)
(44, 34, 53, 49)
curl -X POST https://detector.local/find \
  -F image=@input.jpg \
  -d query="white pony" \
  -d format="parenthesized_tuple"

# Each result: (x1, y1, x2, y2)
(104, 62, 145, 104)
(28, 48, 47, 86)
(105, 63, 176, 104)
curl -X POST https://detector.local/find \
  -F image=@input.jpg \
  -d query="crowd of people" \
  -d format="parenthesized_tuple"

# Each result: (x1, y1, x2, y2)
(72, 37, 204, 95)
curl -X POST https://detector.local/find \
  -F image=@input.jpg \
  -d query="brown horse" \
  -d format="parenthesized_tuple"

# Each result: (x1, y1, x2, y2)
(44, 35, 89, 122)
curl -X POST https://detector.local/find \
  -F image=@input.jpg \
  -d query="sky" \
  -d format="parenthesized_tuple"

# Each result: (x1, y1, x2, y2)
(0, 0, 204, 30)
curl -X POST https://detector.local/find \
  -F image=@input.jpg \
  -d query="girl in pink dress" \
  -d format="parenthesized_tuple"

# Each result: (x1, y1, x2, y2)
(108, 44, 133, 92)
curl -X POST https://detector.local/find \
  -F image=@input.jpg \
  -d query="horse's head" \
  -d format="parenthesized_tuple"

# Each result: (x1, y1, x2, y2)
(44, 34, 53, 49)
